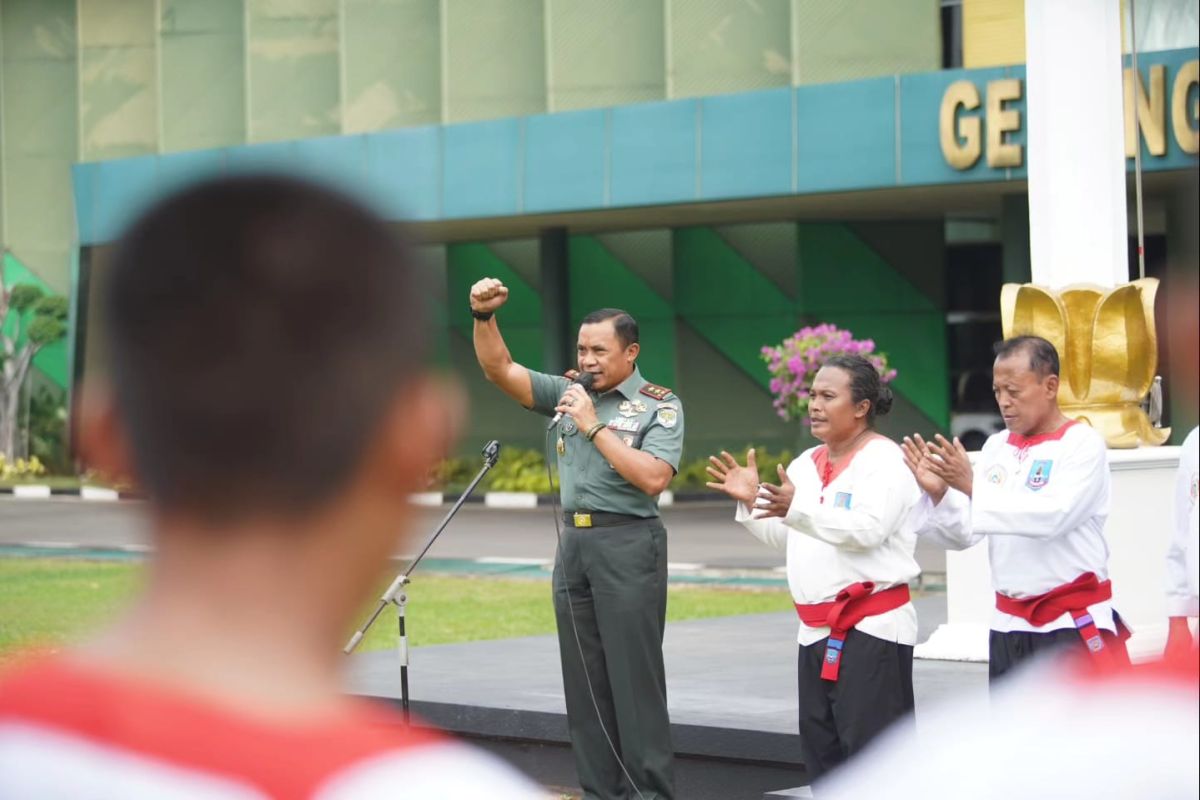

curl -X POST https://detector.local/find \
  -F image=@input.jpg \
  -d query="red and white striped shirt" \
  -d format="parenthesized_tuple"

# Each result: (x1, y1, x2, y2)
(0, 657, 541, 799)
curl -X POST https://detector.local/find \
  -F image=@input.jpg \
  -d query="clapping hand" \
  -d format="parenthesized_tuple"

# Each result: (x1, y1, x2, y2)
(901, 434, 948, 503)
(752, 464, 795, 520)
(925, 434, 973, 498)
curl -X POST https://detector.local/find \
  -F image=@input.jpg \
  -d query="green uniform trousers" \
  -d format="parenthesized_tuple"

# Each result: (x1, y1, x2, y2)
(552, 518, 675, 800)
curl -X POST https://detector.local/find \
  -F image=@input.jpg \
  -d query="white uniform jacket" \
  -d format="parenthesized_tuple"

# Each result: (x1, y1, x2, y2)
(911, 420, 1117, 634)
(736, 437, 921, 646)
(1166, 426, 1199, 618)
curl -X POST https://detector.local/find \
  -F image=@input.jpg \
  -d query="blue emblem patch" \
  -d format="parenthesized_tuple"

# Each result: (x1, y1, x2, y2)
(1026, 459, 1053, 491)
(824, 649, 840, 664)
(833, 492, 852, 509)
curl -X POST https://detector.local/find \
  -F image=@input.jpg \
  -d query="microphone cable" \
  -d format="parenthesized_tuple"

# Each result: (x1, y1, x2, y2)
(544, 425, 648, 800)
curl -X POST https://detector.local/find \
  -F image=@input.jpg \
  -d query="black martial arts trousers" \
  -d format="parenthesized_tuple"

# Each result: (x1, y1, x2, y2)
(797, 629, 914, 783)
(989, 627, 1130, 682)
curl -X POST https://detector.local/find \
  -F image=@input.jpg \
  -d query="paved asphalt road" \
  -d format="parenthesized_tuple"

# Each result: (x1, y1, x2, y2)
(0, 498, 948, 575)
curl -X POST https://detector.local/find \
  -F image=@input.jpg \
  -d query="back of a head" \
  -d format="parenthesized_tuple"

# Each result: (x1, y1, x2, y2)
(105, 175, 427, 522)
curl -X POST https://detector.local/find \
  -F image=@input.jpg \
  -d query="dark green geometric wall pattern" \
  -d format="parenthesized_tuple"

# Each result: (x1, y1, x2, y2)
(568, 235, 676, 389)
(446, 242, 544, 372)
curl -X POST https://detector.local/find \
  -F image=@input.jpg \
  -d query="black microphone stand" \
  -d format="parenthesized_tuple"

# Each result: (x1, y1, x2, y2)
(344, 440, 502, 724)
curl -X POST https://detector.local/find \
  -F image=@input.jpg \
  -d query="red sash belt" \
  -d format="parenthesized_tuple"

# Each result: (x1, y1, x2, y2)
(995, 572, 1128, 658)
(794, 582, 911, 682)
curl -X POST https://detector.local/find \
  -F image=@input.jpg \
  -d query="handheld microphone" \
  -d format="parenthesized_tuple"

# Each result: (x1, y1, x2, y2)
(547, 372, 596, 429)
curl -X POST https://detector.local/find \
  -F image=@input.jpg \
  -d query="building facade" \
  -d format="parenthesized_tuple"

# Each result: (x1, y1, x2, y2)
(1, 0, 1197, 459)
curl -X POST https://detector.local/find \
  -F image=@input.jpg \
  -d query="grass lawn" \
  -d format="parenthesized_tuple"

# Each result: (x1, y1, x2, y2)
(0, 558, 791, 663)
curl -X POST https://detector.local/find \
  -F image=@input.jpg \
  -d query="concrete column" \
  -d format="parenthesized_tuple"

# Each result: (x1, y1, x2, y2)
(540, 227, 571, 375)
(1025, 0, 1128, 287)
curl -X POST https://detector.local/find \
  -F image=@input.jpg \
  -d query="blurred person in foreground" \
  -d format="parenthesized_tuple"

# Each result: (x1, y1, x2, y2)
(0, 176, 540, 798)
(903, 336, 1128, 681)
(1164, 423, 1198, 659)
(706, 355, 920, 782)
(818, 649, 1198, 799)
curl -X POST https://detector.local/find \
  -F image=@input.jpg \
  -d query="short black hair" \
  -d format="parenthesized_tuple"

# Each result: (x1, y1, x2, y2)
(993, 335, 1060, 378)
(580, 308, 639, 350)
(821, 354, 894, 426)
(105, 174, 427, 522)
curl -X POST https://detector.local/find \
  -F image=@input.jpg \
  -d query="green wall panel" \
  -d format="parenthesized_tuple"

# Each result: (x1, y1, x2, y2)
(669, 0, 792, 98)
(1, 0, 77, 292)
(568, 235, 676, 390)
(161, 0, 245, 152)
(796, 223, 949, 428)
(793, 0, 939, 84)
(593, 230, 674, 302)
(248, 0, 340, 142)
(714, 222, 798, 298)
(343, 0, 441, 131)
(675, 319, 795, 458)
(548, 0, 665, 111)
(446, 242, 544, 372)
(79, 0, 158, 160)
(444, 0, 545, 123)
(673, 226, 797, 390)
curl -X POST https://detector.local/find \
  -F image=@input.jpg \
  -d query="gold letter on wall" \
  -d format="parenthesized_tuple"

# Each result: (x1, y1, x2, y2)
(941, 80, 982, 169)
(1124, 65, 1167, 157)
(986, 78, 1023, 168)
(1172, 59, 1199, 155)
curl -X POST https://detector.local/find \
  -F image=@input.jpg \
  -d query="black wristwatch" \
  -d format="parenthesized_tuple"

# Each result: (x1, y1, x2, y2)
(470, 307, 494, 321)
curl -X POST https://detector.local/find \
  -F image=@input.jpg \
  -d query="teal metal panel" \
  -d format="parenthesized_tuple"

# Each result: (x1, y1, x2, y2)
(524, 109, 606, 212)
(899, 67, 1008, 186)
(364, 126, 442, 221)
(226, 141, 299, 173)
(156, 150, 228, 195)
(91, 156, 160, 242)
(700, 88, 792, 200)
(609, 99, 697, 206)
(442, 119, 521, 218)
(1124, 48, 1199, 171)
(796, 78, 896, 192)
(292, 135, 370, 199)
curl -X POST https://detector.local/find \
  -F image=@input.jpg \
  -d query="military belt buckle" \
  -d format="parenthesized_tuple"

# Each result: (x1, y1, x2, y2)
(573, 512, 593, 528)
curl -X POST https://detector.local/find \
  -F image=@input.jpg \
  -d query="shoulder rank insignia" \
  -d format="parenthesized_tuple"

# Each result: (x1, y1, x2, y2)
(563, 369, 580, 381)
(639, 382, 672, 401)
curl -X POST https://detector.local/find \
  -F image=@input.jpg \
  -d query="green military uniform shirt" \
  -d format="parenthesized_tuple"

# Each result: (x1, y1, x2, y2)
(528, 366, 684, 517)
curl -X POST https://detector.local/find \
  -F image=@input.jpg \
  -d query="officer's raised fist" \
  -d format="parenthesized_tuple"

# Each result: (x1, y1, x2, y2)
(469, 277, 509, 314)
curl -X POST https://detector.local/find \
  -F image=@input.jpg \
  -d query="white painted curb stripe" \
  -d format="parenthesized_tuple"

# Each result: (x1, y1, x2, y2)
(12, 485, 51, 499)
(408, 492, 444, 507)
(658, 490, 674, 507)
(484, 492, 538, 509)
(476, 557, 553, 566)
(80, 486, 119, 502)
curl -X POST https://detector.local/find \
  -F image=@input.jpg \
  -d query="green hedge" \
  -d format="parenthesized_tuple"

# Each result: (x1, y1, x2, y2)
(433, 444, 799, 495)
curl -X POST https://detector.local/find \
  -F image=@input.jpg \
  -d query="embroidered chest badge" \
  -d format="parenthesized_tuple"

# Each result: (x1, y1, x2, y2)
(986, 465, 1007, 486)
(833, 492, 852, 509)
(1026, 459, 1053, 491)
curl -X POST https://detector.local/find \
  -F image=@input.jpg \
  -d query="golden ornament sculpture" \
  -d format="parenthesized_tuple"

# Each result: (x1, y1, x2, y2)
(1000, 278, 1170, 448)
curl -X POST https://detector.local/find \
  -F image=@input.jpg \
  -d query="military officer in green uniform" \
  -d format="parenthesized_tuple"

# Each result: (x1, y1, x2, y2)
(470, 276, 682, 800)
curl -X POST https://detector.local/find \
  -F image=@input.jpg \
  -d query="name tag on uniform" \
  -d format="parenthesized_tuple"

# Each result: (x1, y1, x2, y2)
(607, 418, 641, 433)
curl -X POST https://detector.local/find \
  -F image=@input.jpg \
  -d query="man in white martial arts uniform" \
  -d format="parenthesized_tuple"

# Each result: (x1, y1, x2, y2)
(1164, 425, 1199, 659)
(903, 335, 1128, 680)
